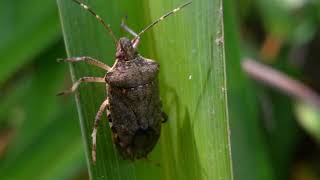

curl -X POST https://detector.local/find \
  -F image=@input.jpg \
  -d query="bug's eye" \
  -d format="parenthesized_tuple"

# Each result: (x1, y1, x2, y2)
(116, 50, 124, 59)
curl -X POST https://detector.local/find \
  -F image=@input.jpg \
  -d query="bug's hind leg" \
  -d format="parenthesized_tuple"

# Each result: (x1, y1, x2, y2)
(57, 56, 111, 71)
(91, 98, 109, 164)
(57, 77, 105, 96)
(107, 103, 112, 122)
(106, 100, 113, 127)
(161, 111, 168, 123)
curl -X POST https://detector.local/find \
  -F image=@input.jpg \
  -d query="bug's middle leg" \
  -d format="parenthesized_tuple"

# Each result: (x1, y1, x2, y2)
(91, 98, 109, 164)
(57, 77, 105, 96)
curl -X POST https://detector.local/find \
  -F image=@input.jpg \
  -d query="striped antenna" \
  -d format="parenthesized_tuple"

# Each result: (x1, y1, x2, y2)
(134, 1, 192, 41)
(72, 0, 118, 44)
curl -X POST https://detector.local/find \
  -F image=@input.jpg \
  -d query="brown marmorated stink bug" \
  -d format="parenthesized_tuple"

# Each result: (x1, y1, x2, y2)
(58, 0, 191, 163)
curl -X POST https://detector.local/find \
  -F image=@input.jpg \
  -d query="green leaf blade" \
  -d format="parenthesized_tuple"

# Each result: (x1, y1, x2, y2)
(57, 0, 232, 179)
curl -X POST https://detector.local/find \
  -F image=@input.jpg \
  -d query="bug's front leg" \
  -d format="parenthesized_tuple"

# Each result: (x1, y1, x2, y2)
(121, 17, 139, 38)
(120, 18, 141, 48)
(57, 77, 105, 96)
(57, 56, 111, 71)
(91, 98, 109, 164)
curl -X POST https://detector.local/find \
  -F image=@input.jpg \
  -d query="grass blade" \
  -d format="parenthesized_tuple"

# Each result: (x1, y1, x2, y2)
(57, 0, 232, 179)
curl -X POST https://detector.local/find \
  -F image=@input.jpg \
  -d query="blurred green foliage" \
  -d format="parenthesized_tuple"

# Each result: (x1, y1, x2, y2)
(0, 0, 86, 179)
(235, 0, 320, 180)
(224, 0, 275, 179)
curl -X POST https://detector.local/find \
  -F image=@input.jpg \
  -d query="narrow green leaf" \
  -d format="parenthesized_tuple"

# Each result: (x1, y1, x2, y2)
(57, 0, 232, 179)
(295, 102, 320, 142)
(223, 0, 275, 179)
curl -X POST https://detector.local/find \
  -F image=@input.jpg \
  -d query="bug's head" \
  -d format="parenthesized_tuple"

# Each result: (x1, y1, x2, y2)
(116, 37, 138, 61)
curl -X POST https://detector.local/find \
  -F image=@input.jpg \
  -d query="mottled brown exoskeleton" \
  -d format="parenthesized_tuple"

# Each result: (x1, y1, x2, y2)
(58, 0, 191, 163)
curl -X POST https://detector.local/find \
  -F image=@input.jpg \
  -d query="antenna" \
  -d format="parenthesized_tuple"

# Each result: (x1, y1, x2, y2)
(133, 1, 192, 42)
(72, 0, 118, 44)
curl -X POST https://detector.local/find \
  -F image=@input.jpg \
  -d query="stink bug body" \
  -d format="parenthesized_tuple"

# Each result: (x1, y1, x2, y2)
(58, 0, 191, 163)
